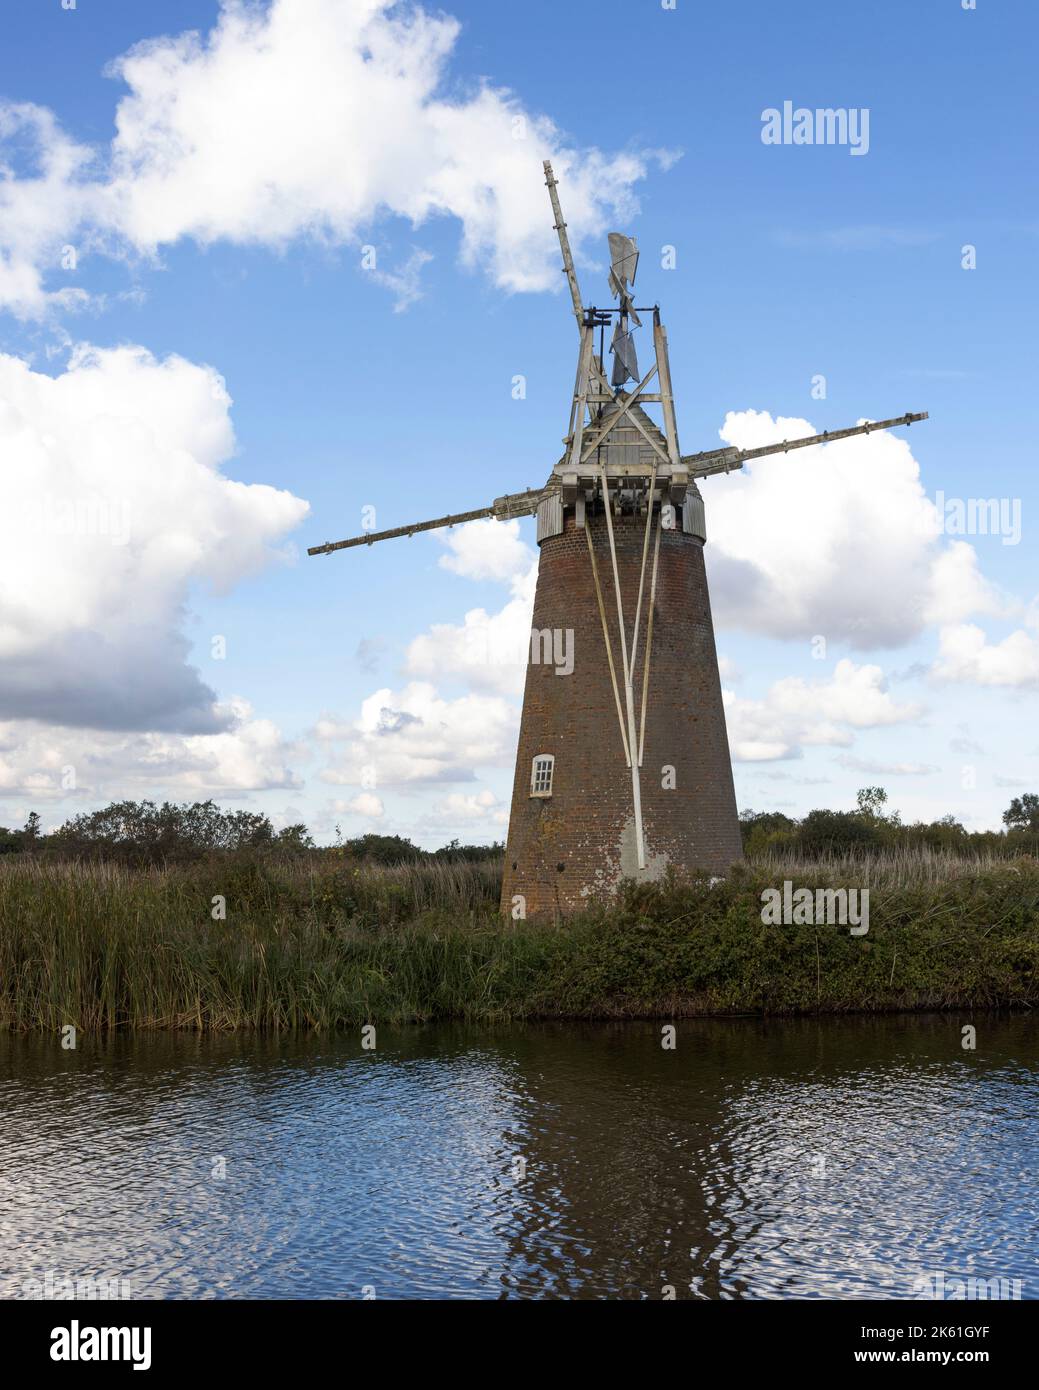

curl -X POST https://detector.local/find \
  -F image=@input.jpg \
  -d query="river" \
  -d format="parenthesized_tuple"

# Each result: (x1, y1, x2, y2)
(1, 1014, 1035, 1299)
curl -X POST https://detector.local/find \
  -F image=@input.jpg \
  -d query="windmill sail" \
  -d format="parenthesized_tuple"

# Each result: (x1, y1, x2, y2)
(610, 320, 639, 386)
(607, 232, 641, 386)
(607, 233, 639, 304)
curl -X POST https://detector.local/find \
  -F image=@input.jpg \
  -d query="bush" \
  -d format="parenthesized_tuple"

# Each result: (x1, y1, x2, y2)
(796, 808, 883, 856)
(47, 800, 313, 866)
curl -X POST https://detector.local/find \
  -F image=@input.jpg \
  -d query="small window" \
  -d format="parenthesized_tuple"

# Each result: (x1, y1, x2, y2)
(530, 753, 554, 798)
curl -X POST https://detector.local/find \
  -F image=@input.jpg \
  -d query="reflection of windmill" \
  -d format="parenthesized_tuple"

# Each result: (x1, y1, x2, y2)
(310, 162, 927, 918)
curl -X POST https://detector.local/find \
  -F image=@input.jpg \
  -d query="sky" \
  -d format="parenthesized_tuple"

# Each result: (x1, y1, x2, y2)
(0, 0, 1036, 846)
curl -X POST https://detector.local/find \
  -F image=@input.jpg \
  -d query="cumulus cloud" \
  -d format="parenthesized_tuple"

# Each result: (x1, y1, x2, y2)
(436, 517, 534, 585)
(0, 0, 671, 317)
(405, 518, 538, 695)
(931, 623, 1039, 688)
(0, 699, 303, 800)
(314, 523, 531, 804)
(723, 658, 921, 762)
(316, 680, 518, 785)
(0, 344, 308, 731)
(700, 410, 999, 647)
(421, 788, 508, 830)
(333, 792, 385, 819)
(0, 102, 100, 319)
(923, 541, 1004, 625)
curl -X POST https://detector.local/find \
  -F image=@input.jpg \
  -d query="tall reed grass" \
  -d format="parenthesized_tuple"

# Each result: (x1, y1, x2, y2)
(0, 850, 1035, 1031)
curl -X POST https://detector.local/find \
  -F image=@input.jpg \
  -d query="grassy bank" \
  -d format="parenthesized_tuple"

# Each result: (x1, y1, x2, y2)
(0, 852, 1036, 1030)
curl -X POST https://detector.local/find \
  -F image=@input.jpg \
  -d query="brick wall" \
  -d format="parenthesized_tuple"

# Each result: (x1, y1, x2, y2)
(499, 506, 743, 918)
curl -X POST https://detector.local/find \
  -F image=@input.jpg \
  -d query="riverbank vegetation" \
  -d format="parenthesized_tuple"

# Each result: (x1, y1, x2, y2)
(1, 844, 1036, 1031)
(4, 787, 1039, 865)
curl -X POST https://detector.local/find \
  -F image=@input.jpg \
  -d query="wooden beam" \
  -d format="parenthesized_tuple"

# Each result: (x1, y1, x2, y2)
(579, 364, 663, 464)
(566, 326, 596, 472)
(308, 506, 494, 555)
(653, 321, 682, 468)
(543, 160, 584, 330)
(680, 412, 929, 476)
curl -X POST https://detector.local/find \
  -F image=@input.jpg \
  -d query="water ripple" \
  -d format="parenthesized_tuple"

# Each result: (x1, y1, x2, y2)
(0, 1016, 1036, 1298)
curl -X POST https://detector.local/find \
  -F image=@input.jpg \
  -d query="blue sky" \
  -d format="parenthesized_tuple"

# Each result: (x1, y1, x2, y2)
(0, 0, 1036, 844)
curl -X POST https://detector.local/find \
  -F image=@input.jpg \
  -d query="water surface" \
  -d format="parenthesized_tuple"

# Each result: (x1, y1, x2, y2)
(1, 1015, 1035, 1299)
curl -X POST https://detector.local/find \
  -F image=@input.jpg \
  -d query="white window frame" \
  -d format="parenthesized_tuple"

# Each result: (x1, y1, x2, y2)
(530, 753, 555, 798)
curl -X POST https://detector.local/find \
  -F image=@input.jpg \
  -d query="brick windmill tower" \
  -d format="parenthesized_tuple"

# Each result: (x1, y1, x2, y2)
(310, 164, 926, 918)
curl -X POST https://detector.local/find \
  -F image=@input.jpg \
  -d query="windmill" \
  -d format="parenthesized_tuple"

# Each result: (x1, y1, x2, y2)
(310, 162, 927, 917)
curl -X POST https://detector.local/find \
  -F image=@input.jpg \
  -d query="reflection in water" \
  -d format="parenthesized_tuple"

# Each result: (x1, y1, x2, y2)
(0, 1015, 1035, 1299)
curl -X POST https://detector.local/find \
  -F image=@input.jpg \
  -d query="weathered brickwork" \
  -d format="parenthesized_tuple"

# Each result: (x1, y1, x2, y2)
(500, 507, 743, 918)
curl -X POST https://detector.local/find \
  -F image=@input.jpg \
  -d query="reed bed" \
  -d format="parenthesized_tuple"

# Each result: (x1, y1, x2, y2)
(0, 850, 1035, 1031)
(753, 843, 1023, 888)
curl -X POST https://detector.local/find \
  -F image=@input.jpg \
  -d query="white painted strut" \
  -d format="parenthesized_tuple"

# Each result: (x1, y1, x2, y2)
(638, 516, 662, 768)
(585, 520, 631, 767)
(629, 469, 658, 676)
(599, 466, 646, 871)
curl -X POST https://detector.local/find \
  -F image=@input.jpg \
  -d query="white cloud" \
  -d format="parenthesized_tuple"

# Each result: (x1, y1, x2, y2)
(405, 518, 538, 695)
(0, 699, 303, 800)
(0, 102, 99, 319)
(369, 247, 433, 313)
(437, 517, 535, 585)
(923, 541, 1004, 625)
(723, 659, 921, 762)
(333, 792, 385, 819)
(316, 522, 532, 808)
(317, 680, 518, 785)
(422, 788, 508, 829)
(834, 755, 939, 776)
(700, 410, 998, 647)
(717, 654, 742, 683)
(932, 623, 1039, 688)
(0, 343, 308, 731)
(0, 0, 671, 317)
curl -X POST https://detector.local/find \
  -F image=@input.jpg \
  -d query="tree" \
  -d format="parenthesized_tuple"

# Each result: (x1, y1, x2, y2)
(274, 823, 315, 851)
(49, 799, 310, 864)
(430, 838, 504, 862)
(856, 787, 888, 819)
(738, 809, 797, 853)
(798, 808, 880, 855)
(343, 832, 422, 865)
(1003, 793, 1039, 833)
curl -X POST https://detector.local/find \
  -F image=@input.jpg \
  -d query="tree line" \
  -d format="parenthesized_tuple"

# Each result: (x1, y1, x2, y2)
(739, 787, 1039, 857)
(2, 789, 1037, 866)
(0, 800, 503, 866)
